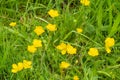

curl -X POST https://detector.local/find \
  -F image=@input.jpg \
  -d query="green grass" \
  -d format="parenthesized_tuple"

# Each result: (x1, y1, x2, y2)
(0, 0, 120, 80)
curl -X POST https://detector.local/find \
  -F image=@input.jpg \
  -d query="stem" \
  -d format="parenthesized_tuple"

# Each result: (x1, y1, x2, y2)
(34, 16, 49, 24)
(63, 30, 102, 47)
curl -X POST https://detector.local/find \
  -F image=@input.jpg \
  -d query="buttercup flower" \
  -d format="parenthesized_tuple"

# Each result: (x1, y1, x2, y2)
(11, 64, 18, 73)
(88, 48, 99, 57)
(73, 75, 79, 80)
(11, 60, 32, 73)
(11, 62, 23, 73)
(76, 28, 83, 33)
(27, 45, 37, 53)
(60, 61, 70, 69)
(56, 43, 67, 55)
(105, 47, 111, 53)
(80, 0, 90, 6)
(9, 22, 16, 27)
(34, 26, 45, 36)
(105, 37, 115, 53)
(23, 60, 32, 69)
(48, 9, 59, 18)
(67, 44, 77, 54)
(57, 43, 77, 55)
(33, 39, 42, 48)
(46, 24, 57, 31)
(17, 62, 24, 71)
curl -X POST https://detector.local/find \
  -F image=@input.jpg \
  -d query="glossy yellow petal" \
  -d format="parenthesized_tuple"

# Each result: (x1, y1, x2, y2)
(60, 61, 70, 69)
(33, 39, 42, 48)
(48, 9, 59, 18)
(23, 60, 32, 69)
(27, 45, 37, 53)
(9, 22, 16, 27)
(88, 48, 99, 57)
(46, 24, 57, 31)
(34, 26, 45, 36)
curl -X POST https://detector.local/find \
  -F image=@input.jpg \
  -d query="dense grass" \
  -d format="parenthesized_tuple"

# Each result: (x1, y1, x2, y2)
(0, 0, 120, 80)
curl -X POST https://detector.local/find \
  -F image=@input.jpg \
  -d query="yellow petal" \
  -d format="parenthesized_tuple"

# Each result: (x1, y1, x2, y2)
(60, 61, 70, 69)
(61, 50, 67, 55)
(23, 60, 32, 69)
(11, 69, 18, 73)
(76, 28, 83, 33)
(27, 45, 37, 53)
(17, 62, 24, 71)
(46, 24, 57, 31)
(48, 9, 59, 18)
(105, 47, 111, 53)
(88, 48, 99, 57)
(33, 39, 42, 48)
(34, 26, 45, 36)
(9, 22, 16, 27)
(12, 64, 18, 69)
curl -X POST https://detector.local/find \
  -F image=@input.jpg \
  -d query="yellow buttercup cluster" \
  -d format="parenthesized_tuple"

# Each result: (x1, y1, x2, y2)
(60, 61, 70, 69)
(105, 37, 115, 53)
(88, 48, 99, 57)
(9, 22, 16, 27)
(7, 1, 118, 79)
(80, 0, 90, 6)
(27, 10, 58, 54)
(11, 62, 23, 73)
(88, 37, 115, 56)
(11, 60, 32, 73)
(56, 43, 77, 55)
(27, 39, 42, 53)
(48, 9, 59, 18)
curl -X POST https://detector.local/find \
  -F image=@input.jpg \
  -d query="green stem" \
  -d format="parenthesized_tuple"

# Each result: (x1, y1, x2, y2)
(34, 16, 49, 24)
(63, 30, 102, 47)
(108, 64, 120, 69)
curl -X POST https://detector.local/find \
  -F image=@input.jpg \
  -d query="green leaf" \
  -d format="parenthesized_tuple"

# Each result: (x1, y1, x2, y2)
(108, 13, 120, 37)
(97, 71, 111, 78)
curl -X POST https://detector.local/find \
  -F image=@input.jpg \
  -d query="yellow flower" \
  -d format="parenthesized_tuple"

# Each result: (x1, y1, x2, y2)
(56, 43, 77, 55)
(34, 26, 45, 36)
(33, 39, 42, 48)
(46, 24, 57, 31)
(9, 22, 16, 27)
(105, 37, 115, 53)
(48, 9, 59, 18)
(27, 45, 37, 53)
(11, 64, 19, 73)
(67, 44, 77, 54)
(17, 62, 24, 71)
(80, 0, 90, 6)
(60, 61, 70, 69)
(73, 76, 79, 80)
(105, 47, 111, 53)
(105, 37, 115, 48)
(76, 28, 83, 33)
(88, 48, 99, 57)
(56, 43, 67, 55)
(11, 62, 23, 73)
(23, 60, 32, 69)
(11, 60, 32, 73)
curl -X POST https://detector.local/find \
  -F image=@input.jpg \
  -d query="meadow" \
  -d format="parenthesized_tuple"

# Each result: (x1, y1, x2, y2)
(0, 0, 120, 80)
